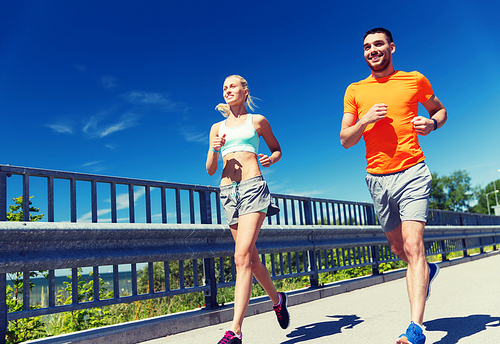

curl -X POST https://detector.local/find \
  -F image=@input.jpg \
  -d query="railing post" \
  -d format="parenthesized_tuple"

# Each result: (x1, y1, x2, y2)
(462, 238, 468, 257)
(366, 204, 376, 225)
(199, 189, 212, 225)
(23, 174, 30, 222)
(0, 173, 6, 221)
(199, 190, 218, 308)
(440, 240, 448, 261)
(1, 273, 7, 344)
(370, 245, 380, 275)
(203, 258, 218, 308)
(303, 199, 319, 287)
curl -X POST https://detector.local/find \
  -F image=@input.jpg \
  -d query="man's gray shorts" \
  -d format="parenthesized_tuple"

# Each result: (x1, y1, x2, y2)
(365, 161, 432, 233)
(220, 175, 280, 226)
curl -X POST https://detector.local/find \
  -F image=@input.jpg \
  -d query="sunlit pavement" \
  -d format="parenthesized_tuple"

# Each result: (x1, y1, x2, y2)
(142, 252, 500, 344)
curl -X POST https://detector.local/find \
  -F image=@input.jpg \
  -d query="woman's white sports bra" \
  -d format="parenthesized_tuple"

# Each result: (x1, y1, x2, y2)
(218, 114, 259, 158)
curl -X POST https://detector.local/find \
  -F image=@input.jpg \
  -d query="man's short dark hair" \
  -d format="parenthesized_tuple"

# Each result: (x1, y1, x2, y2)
(364, 27, 393, 43)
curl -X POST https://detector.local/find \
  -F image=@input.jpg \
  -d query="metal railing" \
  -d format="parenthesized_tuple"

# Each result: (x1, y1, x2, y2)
(1, 164, 500, 343)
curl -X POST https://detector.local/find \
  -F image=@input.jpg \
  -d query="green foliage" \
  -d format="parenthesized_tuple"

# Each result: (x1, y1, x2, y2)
(470, 179, 500, 214)
(429, 172, 446, 210)
(54, 268, 113, 333)
(6, 196, 44, 222)
(429, 170, 479, 212)
(6, 272, 47, 344)
(131, 261, 206, 319)
(6, 196, 47, 343)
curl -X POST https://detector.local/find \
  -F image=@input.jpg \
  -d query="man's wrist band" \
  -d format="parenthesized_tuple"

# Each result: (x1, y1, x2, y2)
(432, 118, 438, 131)
(212, 148, 220, 153)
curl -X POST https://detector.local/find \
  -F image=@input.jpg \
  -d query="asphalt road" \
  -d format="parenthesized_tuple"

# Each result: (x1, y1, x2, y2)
(142, 253, 500, 344)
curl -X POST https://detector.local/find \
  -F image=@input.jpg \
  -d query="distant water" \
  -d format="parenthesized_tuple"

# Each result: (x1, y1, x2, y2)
(7, 271, 134, 308)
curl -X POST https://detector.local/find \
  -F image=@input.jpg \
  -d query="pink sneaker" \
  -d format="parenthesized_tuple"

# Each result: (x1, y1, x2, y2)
(273, 292, 290, 329)
(217, 330, 242, 344)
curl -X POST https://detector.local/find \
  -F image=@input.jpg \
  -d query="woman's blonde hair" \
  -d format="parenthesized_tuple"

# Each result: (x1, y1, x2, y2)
(215, 75, 258, 117)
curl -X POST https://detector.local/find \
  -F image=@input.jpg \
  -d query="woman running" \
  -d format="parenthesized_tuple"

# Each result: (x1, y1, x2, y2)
(206, 75, 290, 344)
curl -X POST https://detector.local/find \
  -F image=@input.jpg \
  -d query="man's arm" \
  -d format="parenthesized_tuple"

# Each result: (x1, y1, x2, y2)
(340, 103, 388, 148)
(412, 95, 447, 136)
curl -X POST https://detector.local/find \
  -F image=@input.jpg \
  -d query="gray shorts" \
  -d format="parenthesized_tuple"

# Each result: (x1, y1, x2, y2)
(220, 175, 280, 226)
(365, 161, 432, 232)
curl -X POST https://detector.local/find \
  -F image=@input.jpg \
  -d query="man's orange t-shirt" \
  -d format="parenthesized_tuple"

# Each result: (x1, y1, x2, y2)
(344, 70, 434, 174)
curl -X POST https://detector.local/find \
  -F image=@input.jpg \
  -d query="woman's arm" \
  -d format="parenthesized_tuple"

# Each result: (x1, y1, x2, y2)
(206, 122, 225, 175)
(254, 115, 281, 167)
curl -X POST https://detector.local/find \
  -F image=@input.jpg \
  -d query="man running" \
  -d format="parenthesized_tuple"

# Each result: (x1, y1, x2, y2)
(340, 27, 447, 344)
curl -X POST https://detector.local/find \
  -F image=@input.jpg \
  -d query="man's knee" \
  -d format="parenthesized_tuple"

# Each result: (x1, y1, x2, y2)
(390, 243, 405, 257)
(401, 221, 426, 258)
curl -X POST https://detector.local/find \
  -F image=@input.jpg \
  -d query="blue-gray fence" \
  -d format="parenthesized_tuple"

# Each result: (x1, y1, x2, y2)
(1, 164, 500, 343)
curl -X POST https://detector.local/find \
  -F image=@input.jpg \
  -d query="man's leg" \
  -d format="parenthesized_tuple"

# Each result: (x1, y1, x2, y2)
(385, 220, 428, 325)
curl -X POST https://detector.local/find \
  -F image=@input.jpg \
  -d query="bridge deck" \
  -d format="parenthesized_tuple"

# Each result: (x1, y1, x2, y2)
(142, 253, 500, 344)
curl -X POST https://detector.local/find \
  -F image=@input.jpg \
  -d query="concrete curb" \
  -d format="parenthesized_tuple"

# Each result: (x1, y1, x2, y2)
(25, 250, 500, 344)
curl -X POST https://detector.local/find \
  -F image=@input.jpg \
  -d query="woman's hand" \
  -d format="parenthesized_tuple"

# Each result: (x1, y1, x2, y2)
(258, 154, 273, 167)
(212, 134, 226, 151)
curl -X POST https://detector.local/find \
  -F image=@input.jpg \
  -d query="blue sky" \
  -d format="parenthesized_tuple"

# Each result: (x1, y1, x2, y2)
(1, 0, 500, 207)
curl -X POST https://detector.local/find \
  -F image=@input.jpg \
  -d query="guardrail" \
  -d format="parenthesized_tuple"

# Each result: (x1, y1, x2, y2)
(1, 164, 500, 343)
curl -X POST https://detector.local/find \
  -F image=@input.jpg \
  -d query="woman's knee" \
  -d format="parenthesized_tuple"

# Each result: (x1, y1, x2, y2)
(234, 251, 252, 269)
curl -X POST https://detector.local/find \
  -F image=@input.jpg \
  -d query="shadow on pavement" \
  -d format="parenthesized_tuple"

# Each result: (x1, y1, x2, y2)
(281, 314, 363, 343)
(424, 314, 500, 344)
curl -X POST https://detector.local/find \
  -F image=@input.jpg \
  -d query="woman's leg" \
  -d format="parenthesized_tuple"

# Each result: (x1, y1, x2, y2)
(249, 241, 279, 304)
(229, 211, 267, 335)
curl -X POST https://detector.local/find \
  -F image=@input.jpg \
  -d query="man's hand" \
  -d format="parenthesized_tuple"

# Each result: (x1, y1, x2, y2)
(360, 103, 387, 125)
(411, 116, 434, 136)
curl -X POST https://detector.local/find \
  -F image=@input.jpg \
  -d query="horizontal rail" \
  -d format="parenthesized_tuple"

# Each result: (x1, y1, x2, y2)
(2, 222, 500, 273)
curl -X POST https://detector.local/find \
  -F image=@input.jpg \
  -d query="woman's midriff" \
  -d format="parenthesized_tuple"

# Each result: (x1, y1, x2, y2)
(220, 152, 261, 186)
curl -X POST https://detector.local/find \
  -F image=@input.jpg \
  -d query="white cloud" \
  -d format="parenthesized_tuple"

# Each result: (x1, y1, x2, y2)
(77, 189, 146, 222)
(83, 116, 99, 134)
(116, 188, 146, 210)
(82, 160, 103, 167)
(179, 127, 206, 143)
(74, 65, 87, 72)
(102, 75, 118, 89)
(83, 113, 139, 138)
(45, 124, 73, 134)
(77, 208, 112, 223)
(125, 91, 185, 111)
(127, 91, 169, 105)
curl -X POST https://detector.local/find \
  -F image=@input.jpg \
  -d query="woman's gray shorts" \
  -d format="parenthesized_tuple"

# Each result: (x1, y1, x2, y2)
(220, 175, 280, 226)
(365, 161, 432, 233)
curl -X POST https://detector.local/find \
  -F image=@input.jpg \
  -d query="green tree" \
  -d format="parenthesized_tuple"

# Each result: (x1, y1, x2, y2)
(6, 196, 46, 343)
(55, 268, 113, 333)
(7, 196, 44, 222)
(442, 170, 476, 212)
(470, 179, 500, 214)
(429, 172, 446, 210)
(429, 170, 478, 212)
(6, 271, 47, 343)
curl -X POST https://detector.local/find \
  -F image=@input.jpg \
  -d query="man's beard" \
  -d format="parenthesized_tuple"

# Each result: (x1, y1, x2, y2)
(368, 56, 390, 73)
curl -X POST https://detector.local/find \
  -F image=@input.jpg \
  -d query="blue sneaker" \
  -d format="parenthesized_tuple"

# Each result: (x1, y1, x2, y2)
(426, 262, 439, 301)
(398, 322, 425, 344)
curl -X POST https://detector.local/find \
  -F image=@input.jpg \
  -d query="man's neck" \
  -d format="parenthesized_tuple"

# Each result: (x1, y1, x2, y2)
(371, 66, 396, 79)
